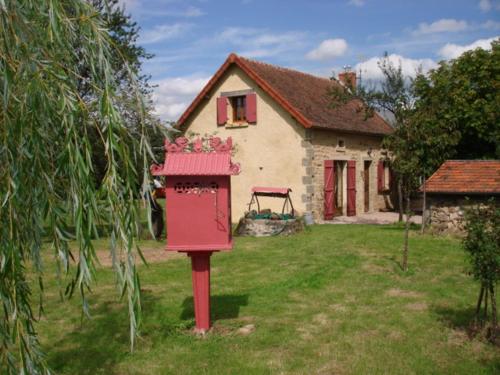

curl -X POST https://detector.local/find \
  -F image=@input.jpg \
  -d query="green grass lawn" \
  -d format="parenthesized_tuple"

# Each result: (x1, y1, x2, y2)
(36, 225, 499, 374)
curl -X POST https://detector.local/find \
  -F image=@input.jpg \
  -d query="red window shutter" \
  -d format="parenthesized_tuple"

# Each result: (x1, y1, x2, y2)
(377, 161, 384, 193)
(388, 164, 393, 189)
(217, 97, 227, 126)
(347, 161, 356, 216)
(324, 160, 336, 220)
(245, 93, 257, 123)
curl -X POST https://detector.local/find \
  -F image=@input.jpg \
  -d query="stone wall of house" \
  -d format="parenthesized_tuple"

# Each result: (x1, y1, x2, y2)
(308, 129, 394, 221)
(427, 195, 498, 234)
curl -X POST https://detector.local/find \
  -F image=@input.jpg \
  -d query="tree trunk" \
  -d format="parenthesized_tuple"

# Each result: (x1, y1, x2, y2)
(402, 193, 411, 271)
(476, 285, 485, 321)
(484, 288, 489, 321)
(490, 285, 497, 330)
(397, 179, 404, 222)
(421, 174, 426, 234)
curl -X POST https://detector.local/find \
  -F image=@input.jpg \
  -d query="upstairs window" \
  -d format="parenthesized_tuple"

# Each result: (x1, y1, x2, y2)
(217, 92, 256, 126)
(231, 96, 246, 123)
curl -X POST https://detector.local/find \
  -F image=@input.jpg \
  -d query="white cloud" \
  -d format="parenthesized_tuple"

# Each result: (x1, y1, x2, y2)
(118, 0, 139, 10)
(139, 23, 191, 44)
(482, 20, 500, 30)
(182, 6, 204, 17)
(150, 6, 205, 18)
(354, 54, 437, 81)
(438, 36, 498, 59)
(151, 75, 210, 121)
(348, 0, 365, 6)
(479, 0, 492, 11)
(413, 19, 468, 35)
(306, 39, 348, 61)
(479, 0, 500, 11)
(215, 27, 308, 58)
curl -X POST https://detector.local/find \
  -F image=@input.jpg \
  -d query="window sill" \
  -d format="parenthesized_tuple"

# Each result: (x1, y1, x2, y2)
(336, 147, 346, 153)
(226, 122, 249, 128)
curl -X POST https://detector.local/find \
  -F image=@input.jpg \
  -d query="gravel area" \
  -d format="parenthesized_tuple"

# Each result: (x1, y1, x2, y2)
(318, 212, 422, 225)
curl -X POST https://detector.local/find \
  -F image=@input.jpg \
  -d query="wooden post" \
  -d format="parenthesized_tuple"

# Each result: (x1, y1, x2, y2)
(189, 252, 213, 333)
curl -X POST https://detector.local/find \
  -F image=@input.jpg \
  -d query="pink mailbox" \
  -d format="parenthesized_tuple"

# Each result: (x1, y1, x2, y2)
(151, 136, 240, 333)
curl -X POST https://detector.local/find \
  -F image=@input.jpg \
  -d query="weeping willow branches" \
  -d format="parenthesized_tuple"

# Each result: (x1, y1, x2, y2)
(0, 1, 158, 373)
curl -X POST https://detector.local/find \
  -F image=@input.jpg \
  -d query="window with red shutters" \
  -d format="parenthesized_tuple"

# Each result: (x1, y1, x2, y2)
(220, 91, 257, 126)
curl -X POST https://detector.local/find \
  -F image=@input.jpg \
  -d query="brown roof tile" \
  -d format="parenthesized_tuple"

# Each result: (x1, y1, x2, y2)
(424, 160, 500, 194)
(177, 53, 393, 137)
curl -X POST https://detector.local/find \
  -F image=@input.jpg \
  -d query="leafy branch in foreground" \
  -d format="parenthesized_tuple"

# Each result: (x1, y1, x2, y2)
(0, 1, 163, 373)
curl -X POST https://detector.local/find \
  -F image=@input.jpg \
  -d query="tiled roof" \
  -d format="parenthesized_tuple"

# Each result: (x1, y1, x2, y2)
(176, 53, 393, 137)
(424, 160, 500, 194)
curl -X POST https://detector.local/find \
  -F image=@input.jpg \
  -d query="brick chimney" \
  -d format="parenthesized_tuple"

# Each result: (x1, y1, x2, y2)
(338, 71, 357, 89)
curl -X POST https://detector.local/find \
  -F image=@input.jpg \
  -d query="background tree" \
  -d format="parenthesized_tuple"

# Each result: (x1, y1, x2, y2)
(413, 39, 499, 160)
(463, 202, 500, 342)
(0, 1, 162, 373)
(411, 40, 499, 230)
(78, 0, 166, 184)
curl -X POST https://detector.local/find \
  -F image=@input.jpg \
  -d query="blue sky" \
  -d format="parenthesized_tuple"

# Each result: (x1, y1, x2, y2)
(119, 0, 499, 121)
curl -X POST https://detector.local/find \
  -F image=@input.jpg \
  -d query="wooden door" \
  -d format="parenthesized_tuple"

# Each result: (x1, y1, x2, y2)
(324, 160, 336, 220)
(364, 161, 371, 212)
(347, 161, 356, 216)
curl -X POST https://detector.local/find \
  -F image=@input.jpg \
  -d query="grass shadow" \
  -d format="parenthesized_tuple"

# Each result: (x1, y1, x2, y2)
(432, 305, 477, 330)
(47, 301, 130, 375)
(47, 289, 168, 374)
(379, 222, 421, 231)
(180, 294, 249, 322)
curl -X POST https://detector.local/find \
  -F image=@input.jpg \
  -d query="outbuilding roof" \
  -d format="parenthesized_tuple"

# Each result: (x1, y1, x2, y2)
(176, 53, 393, 137)
(424, 160, 500, 194)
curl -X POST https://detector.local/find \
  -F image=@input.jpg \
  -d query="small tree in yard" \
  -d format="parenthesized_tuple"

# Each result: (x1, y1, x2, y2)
(331, 55, 450, 271)
(463, 202, 500, 342)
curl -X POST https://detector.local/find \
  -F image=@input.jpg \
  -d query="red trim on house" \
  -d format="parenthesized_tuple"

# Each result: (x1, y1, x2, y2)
(177, 56, 234, 127)
(177, 53, 313, 129)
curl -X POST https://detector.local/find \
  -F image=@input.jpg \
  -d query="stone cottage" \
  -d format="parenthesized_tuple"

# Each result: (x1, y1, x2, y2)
(423, 160, 500, 233)
(175, 53, 394, 221)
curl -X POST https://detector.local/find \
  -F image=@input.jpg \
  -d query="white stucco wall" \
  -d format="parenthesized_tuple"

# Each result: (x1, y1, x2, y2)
(181, 65, 308, 221)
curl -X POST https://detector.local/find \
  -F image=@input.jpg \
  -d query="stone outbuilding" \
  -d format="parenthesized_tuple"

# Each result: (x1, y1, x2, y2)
(175, 53, 395, 221)
(423, 160, 500, 233)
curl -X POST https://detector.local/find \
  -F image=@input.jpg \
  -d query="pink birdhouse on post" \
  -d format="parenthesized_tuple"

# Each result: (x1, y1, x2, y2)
(151, 136, 240, 333)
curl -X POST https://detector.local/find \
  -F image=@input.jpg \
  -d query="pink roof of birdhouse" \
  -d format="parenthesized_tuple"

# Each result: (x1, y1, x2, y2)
(151, 137, 241, 176)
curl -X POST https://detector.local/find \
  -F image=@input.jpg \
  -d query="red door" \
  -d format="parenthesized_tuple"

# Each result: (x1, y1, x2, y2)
(324, 160, 336, 220)
(347, 160, 356, 216)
